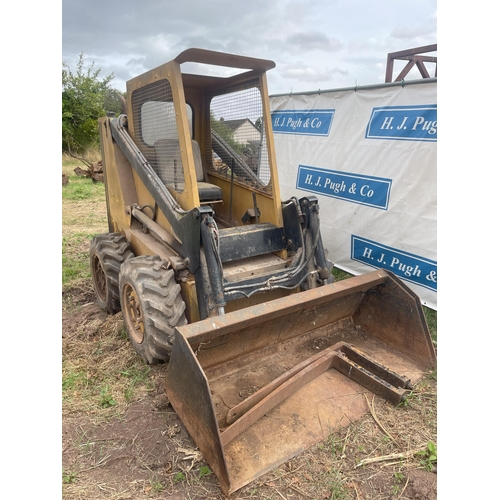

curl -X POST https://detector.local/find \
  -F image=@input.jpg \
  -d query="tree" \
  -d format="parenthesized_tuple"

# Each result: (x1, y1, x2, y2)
(62, 53, 119, 154)
(104, 88, 126, 117)
(210, 113, 245, 155)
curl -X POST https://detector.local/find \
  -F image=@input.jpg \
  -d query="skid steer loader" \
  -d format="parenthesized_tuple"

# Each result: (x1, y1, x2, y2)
(91, 48, 436, 495)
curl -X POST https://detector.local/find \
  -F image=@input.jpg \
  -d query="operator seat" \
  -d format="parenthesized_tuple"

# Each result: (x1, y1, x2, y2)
(154, 139, 223, 203)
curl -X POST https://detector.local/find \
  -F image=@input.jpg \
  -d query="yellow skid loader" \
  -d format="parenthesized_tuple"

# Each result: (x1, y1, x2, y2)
(91, 48, 436, 495)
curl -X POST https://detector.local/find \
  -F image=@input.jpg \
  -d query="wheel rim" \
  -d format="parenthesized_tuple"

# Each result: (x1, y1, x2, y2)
(92, 255, 107, 303)
(122, 283, 145, 344)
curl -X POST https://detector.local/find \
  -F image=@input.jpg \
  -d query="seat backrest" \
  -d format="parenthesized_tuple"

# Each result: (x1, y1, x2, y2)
(191, 140, 205, 182)
(154, 139, 205, 185)
(154, 139, 184, 186)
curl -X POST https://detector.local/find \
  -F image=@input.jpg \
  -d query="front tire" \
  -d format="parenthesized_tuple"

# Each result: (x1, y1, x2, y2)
(90, 233, 134, 314)
(119, 255, 188, 364)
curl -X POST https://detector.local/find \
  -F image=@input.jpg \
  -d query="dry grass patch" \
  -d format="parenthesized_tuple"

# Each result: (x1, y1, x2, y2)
(62, 156, 108, 286)
(62, 199, 108, 238)
(62, 309, 157, 419)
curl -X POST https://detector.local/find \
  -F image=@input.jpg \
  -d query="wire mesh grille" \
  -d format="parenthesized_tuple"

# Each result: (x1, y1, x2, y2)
(131, 79, 187, 191)
(208, 85, 271, 191)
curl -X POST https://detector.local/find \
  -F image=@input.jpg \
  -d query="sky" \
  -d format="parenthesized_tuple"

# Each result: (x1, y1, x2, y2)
(62, 0, 437, 95)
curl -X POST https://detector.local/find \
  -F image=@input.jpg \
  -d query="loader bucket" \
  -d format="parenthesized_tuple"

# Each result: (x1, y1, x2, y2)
(164, 269, 436, 495)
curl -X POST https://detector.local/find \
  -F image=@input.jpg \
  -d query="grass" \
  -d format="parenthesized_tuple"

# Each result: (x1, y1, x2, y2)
(62, 234, 94, 284)
(63, 179, 105, 201)
(62, 314, 155, 417)
(121, 364, 152, 402)
(62, 155, 108, 288)
(62, 148, 102, 166)
(62, 155, 156, 417)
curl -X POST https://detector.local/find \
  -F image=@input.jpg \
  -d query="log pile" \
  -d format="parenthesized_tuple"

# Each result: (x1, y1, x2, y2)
(74, 160, 104, 182)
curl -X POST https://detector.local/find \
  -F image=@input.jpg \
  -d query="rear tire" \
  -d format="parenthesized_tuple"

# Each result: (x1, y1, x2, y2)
(90, 233, 134, 313)
(119, 255, 188, 364)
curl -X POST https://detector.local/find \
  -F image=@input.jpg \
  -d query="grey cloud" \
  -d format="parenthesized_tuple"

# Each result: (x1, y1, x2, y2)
(280, 62, 346, 83)
(390, 23, 437, 41)
(63, 0, 280, 56)
(62, 0, 437, 95)
(285, 31, 343, 52)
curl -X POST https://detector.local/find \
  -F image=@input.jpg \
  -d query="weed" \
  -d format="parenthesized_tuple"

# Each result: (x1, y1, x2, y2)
(75, 427, 92, 448)
(391, 484, 401, 495)
(99, 386, 117, 408)
(62, 293, 79, 313)
(391, 471, 405, 494)
(174, 471, 186, 483)
(326, 470, 350, 500)
(416, 441, 437, 471)
(120, 365, 151, 380)
(394, 472, 405, 483)
(150, 477, 164, 493)
(326, 434, 343, 457)
(397, 390, 415, 408)
(198, 465, 212, 478)
(62, 469, 77, 484)
(123, 386, 134, 404)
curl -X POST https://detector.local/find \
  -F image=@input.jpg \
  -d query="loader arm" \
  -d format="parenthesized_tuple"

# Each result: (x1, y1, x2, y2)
(109, 114, 208, 273)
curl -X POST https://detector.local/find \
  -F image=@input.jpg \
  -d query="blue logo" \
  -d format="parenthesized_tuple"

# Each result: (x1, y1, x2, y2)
(365, 105, 437, 142)
(271, 109, 335, 136)
(351, 235, 437, 291)
(296, 165, 392, 210)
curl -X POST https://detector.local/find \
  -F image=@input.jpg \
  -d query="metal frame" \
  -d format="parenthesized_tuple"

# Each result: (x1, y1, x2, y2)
(385, 44, 437, 83)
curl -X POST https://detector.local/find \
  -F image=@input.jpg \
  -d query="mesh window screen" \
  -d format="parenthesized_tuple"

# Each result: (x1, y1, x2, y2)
(131, 79, 192, 192)
(208, 85, 271, 192)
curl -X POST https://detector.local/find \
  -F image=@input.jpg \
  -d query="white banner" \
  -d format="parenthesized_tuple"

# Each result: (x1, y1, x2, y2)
(270, 80, 437, 309)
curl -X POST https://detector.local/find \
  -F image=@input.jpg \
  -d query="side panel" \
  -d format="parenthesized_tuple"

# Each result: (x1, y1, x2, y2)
(98, 117, 136, 234)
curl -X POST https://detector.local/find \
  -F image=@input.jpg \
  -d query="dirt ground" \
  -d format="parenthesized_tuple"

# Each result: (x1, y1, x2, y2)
(62, 281, 437, 500)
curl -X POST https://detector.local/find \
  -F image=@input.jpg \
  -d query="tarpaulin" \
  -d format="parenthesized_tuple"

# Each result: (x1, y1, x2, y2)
(270, 80, 437, 309)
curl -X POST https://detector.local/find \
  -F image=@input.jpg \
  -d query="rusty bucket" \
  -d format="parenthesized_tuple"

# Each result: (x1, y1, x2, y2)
(165, 269, 436, 495)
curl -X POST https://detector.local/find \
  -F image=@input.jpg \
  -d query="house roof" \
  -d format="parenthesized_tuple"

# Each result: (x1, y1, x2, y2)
(220, 118, 252, 131)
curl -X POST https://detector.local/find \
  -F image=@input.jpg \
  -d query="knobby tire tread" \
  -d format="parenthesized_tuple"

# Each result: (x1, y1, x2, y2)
(90, 233, 134, 313)
(119, 255, 187, 364)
